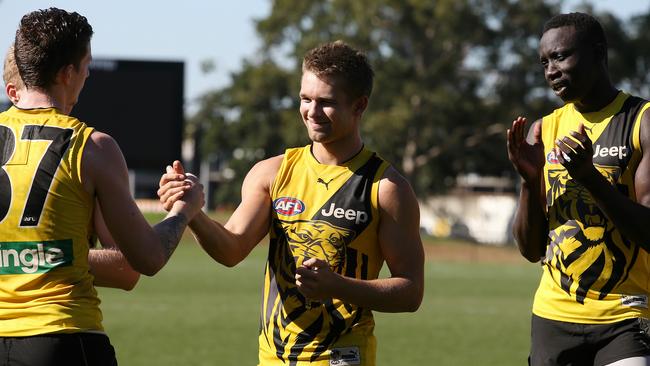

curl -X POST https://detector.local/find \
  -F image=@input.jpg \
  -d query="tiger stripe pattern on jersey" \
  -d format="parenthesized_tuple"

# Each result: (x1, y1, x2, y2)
(259, 145, 388, 365)
(534, 92, 650, 324)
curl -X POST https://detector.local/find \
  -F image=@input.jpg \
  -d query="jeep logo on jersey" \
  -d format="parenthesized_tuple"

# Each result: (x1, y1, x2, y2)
(321, 203, 369, 225)
(593, 145, 627, 160)
(547, 151, 560, 164)
(273, 197, 306, 216)
(0, 239, 73, 274)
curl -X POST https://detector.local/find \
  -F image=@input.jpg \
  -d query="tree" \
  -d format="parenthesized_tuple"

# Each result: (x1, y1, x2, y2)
(193, 0, 648, 204)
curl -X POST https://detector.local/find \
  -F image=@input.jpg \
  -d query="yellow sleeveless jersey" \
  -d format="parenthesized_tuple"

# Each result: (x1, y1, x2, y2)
(259, 145, 390, 366)
(534, 91, 650, 324)
(0, 106, 103, 336)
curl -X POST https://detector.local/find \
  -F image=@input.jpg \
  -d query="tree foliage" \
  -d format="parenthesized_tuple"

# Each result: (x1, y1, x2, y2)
(190, 0, 650, 205)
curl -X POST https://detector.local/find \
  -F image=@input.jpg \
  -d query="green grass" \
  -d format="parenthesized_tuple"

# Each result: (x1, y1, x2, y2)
(98, 233, 541, 365)
(375, 262, 539, 365)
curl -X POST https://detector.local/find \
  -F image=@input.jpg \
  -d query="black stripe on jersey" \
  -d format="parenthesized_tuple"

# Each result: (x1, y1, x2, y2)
(599, 238, 627, 300)
(591, 95, 646, 168)
(575, 251, 605, 304)
(344, 247, 357, 277)
(560, 269, 573, 295)
(20, 126, 73, 227)
(361, 253, 369, 280)
(346, 307, 364, 335)
(273, 310, 286, 362)
(262, 225, 282, 341)
(288, 312, 324, 363)
(0, 125, 15, 221)
(274, 305, 310, 361)
(311, 154, 382, 234)
(618, 242, 640, 286)
(0, 125, 15, 164)
(309, 301, 350, 362)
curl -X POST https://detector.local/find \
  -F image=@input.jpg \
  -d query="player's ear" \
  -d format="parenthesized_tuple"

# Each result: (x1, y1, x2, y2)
(6, 83, 19, 104)
(593, 42, 607, 65)
(354, 96, 368, 116)
(56, 64, 74, 85)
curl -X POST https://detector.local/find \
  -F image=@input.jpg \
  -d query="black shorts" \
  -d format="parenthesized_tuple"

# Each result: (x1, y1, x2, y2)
(530, 314, 650, 366)
(0, 333, 117, 366)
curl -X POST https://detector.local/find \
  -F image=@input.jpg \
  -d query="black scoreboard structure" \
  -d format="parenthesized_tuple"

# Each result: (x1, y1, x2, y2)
(0, 99, 10, 111)
(73, 59, 184, 198)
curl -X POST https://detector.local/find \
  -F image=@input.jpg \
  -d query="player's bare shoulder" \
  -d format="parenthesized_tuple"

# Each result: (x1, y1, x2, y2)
(378, 166, 419, 215)
(83, 131, 125, 166)
(243, 154, 285, 193)
(81, 130, 127, 194)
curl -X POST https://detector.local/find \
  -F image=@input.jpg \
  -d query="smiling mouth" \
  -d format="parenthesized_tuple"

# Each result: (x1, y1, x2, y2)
(309, 120, 329, 129)
(551, 81, 568, 93)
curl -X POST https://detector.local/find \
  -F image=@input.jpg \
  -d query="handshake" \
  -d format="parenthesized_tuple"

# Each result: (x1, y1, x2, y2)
(157, 160, 205, 219)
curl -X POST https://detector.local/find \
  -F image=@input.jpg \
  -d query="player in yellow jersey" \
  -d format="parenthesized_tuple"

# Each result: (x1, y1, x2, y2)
(4, 44, 140, 291)
(3, 46, 21, 104)
(507, 12, 650, 366)
(158, 41, 424, 365)
(0, 8, 204, 365)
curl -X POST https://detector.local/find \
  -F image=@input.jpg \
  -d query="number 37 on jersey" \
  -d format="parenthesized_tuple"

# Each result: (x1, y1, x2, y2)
(0, 124, 73, 227)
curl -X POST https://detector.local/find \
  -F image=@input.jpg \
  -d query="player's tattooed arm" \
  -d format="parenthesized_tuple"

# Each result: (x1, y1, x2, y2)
(153, 212, 189, 261)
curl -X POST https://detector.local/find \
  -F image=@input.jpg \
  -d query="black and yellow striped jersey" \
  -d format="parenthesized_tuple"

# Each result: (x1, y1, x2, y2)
(0, 106, 102, 336)
(259, 145, 389, 365)
(534, 91, 650, 324)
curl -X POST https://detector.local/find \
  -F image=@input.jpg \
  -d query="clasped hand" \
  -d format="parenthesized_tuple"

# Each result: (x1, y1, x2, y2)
(295, 258, 340, 302)
(157, 160, 205, 215)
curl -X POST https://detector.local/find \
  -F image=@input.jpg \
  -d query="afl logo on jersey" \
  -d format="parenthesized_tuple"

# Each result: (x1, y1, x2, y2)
(273, 197, 306, 216)
(547, 151, 560, 164)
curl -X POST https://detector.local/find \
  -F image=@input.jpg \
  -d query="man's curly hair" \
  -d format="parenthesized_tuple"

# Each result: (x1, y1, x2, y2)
(302, 40, 374, 100)
(14, 7, 93, 89)
(543, 12, 607, 53)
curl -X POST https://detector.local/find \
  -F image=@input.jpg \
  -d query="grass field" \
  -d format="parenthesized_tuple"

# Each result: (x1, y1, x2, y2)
(98, 217, 541, 365)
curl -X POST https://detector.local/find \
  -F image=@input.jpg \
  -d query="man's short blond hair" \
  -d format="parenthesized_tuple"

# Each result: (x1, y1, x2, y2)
(302, 40, 374, 100)
(3, 45, 24, 89)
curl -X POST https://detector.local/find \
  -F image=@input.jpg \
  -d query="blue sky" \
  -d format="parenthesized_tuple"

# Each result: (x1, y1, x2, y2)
(0, 1, 269, 108)
(1, 0, 648, 108)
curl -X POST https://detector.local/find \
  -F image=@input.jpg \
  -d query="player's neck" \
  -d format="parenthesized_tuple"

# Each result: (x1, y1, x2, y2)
(311, 138, 364, 166)
(15, 88, 65, 113)
(573, 79, 618, 114)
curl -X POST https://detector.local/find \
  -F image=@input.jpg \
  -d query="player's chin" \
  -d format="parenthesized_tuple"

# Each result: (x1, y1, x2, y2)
(307, 131, 332, 144)
(555, 87, 579, 103)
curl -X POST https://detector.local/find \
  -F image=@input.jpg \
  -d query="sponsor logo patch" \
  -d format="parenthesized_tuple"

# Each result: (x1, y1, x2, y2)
(330, 346, 361, 366)
(622, 295, 648, 308)
(547, 151, 560, 164)
(273, 197, 306, 216)
(593, 145, 627, 159)
(321, 203, 368, 225)
(0, 240, 73, 274)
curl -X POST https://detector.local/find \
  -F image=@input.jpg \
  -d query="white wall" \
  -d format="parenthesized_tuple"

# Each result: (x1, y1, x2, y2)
(420, 193, 517, 245)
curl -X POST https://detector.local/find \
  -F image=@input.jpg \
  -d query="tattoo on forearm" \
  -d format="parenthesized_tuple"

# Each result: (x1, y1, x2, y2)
(154, 213, 188, 261)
